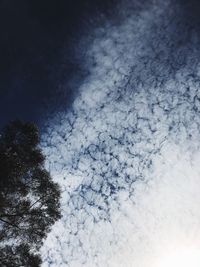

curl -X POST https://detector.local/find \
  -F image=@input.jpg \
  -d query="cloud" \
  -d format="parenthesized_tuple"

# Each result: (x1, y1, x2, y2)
(40, 0, 200, 266)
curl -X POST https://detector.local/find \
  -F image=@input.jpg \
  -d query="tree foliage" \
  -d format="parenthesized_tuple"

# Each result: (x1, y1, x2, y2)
(0, 120, 61, 266)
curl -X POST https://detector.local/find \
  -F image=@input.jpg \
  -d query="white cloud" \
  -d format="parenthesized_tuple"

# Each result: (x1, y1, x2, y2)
(40, 0, 200, 266)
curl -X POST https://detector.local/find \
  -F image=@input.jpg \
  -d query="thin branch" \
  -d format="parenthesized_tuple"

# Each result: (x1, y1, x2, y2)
(0, 217, 21, 230)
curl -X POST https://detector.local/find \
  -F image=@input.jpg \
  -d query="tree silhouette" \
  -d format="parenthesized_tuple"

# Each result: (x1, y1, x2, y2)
(0, 120, 61, 267)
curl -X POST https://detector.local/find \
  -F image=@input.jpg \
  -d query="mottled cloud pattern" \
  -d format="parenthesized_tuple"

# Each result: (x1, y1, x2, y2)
(40, 1, 200, 266)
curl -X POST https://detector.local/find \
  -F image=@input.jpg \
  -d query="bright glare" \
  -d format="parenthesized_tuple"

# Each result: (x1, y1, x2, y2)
(157, 248, 200, 267)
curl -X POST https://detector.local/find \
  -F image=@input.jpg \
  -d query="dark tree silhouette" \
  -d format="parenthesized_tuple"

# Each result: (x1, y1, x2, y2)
(0, 120, 61, 267)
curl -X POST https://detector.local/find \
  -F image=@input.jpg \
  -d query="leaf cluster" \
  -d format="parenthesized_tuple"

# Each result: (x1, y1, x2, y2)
(0, 121, 61, 266)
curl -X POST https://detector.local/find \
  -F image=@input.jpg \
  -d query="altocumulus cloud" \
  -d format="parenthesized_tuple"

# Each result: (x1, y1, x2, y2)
(40, 0, 200, 266)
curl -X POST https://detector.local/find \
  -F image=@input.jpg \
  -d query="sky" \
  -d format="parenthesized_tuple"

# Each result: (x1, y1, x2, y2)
(2, 0, 200, 267)
(0, 0, 117, 127)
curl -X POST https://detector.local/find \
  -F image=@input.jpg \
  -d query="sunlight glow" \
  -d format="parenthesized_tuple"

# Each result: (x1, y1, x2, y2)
(157, 248, 200, 267)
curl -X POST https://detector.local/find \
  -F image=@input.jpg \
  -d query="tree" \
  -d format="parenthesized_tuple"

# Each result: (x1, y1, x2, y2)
(0, 120, 61, 267)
